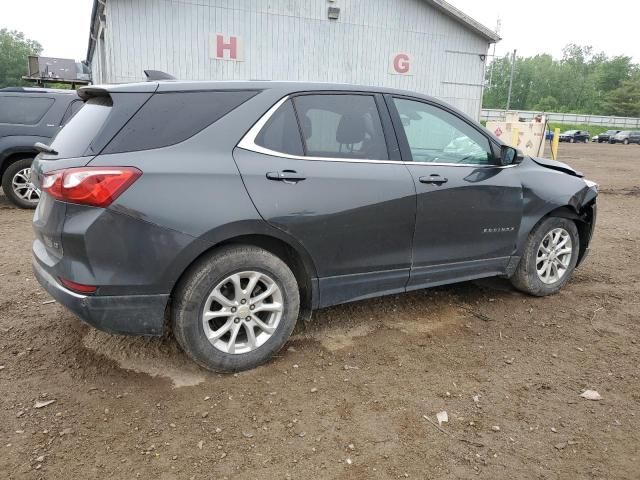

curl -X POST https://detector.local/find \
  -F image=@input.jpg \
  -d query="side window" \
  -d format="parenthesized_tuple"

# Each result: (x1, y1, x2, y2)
(393, 98, 493, 165)
(292, 94, 388, 160)
(60, 100, 84, 126)
(254, 100, 304, 156)
(103, 90, 258, 154)
(0, 96, 55, 125)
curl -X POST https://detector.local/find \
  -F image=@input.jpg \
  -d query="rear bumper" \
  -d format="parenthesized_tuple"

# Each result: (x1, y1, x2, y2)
(33, 257, 168, 336)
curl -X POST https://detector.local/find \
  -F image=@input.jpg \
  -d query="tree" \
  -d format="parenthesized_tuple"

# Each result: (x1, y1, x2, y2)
(602, 76, 640, 117)
(483, 44, 639, 116)
(0, 29, 42, 88)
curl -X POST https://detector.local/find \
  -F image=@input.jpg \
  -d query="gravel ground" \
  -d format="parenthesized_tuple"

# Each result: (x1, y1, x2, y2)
(0, 143, 639, 479)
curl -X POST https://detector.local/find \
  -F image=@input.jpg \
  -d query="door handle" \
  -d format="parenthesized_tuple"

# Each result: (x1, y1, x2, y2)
(419, 174, 448, 185)
(266, 170, 306, 182)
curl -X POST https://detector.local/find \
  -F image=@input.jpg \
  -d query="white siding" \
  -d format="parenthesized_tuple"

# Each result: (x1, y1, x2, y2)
(97, 0, 491, 118)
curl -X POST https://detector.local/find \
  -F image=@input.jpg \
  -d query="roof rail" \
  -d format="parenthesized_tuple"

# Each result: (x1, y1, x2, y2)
(144, 70, 177, 81)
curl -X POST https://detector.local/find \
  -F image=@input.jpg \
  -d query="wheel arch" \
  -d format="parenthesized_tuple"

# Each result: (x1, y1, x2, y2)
(168, 226, 319, 328)
(0, 149, 38, 180)
(530, 201, 596, 267)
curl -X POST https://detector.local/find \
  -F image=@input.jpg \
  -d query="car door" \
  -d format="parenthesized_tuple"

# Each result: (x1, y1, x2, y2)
(385, 95, 523, 289)
(234, 92, 417, 307)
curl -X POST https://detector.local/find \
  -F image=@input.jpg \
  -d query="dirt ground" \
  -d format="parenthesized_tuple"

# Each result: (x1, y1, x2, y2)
(1, 143, 639, 479)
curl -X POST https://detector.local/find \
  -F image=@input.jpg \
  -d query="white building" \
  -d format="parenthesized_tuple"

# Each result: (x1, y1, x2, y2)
(86, 0, 499, 118)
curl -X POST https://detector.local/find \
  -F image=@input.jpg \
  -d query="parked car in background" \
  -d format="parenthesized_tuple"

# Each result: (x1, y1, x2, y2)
(559, 130, 590, 143)
(0, 87, 81, 208)
(31, 80, 598, 372)
(597, 130, 620, 143)
(610, 131, 640, 145)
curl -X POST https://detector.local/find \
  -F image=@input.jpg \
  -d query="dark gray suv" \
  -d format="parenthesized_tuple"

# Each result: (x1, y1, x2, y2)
(31, 81, 598, 372)
(0, 87, 81, 208)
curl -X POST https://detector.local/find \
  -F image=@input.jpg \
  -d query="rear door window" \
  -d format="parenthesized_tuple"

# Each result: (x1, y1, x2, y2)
(0, 96, 54, 125)
(49, 96, 113, 158)
(292, 94, 389, 160)
(103, 90, 258, 154)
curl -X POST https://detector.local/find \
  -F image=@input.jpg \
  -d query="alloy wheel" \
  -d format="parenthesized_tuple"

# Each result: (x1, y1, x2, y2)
(11, 168, 40, 205)
(202, 271, 284, 354)
(536, 228, 573, 284)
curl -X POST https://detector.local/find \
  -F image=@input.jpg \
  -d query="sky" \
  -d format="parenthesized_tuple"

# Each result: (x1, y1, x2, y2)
(1, 0, 640, 63)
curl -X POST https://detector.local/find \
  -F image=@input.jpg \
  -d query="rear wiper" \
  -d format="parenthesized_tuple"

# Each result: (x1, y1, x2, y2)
(34, 142, 58, 155)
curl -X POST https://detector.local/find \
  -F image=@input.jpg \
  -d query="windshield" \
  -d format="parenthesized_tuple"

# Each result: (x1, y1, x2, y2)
(563, 130, 578, 134)
(606, 130, 619, 134)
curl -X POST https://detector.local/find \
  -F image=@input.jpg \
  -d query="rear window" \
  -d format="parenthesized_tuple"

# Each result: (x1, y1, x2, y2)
(0, 96, 54, 125)
(103, 90, 258, 154)
(48, 97, 112, 158)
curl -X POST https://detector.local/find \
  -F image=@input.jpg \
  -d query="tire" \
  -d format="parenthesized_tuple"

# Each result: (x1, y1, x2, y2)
(569, 138, 575, 143)
(623, 139, 629, 145)
(172, 245, 300, 372)
(1, 158, 40, 209)
(510, 217, 580, 297)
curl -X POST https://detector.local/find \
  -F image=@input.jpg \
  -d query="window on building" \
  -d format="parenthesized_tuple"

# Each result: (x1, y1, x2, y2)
(254, 100, 304, 156)
(292, 94, 389, 160)
(393, 98, 492, 165)
(0, 96, 54, 125)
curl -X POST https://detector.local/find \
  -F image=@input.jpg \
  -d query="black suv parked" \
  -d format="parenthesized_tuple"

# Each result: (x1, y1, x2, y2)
(597, 130, 620, 143)
(0, 87, 81, 208)
(559, 130, 590, 143)
(31, 81, 598, 372)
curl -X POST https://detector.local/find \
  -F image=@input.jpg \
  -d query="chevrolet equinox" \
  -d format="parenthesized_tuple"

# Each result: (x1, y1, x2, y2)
(31, 81, 598, 372)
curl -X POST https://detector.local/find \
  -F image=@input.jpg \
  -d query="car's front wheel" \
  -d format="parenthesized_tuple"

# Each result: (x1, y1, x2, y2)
(2, 158, 40, 209)
(623, 139, 629, 145)
(510, 217, 580, 296)
(172, 245, 300, 372)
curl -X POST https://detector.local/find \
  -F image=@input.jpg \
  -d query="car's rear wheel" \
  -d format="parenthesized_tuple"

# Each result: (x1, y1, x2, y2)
(510, 217, 580, 296)
(2, 158, 40, 209)
(623, 138, 629, 145)
(569, 137, 575, 143)
(172, 245, 300, 372)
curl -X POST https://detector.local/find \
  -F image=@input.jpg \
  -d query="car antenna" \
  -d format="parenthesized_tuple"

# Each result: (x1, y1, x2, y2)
(144, 70, 177, 81)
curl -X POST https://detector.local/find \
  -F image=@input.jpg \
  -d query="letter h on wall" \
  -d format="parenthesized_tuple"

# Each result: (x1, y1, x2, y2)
(211, 34, 243, 61)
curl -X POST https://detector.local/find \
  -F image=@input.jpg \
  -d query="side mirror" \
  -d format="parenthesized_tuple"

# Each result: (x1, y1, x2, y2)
(499, 145, 523, 166)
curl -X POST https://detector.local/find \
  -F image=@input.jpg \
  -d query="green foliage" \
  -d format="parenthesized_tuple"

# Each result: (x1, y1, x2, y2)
(484, 44, 639, 117)
(0, 29, 42, 88)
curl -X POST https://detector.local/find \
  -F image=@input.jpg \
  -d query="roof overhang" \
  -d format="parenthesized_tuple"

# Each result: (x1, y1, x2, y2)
(86, 0, 106, 63)
(424, 0, 501, 43)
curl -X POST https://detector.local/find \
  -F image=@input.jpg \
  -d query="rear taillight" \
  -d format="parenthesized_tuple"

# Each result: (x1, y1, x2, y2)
(59, 277, 97, 294)
(42, 167, 142, 207)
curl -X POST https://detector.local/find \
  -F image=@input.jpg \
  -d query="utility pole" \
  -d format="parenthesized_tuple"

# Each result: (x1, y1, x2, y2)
(488, 18, 501, 88)
(506, 48, 516, 111)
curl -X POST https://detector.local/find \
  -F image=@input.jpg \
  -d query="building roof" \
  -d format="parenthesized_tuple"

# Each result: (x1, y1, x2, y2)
(87, 0, 499, 63)
(424, 0, 500, 42)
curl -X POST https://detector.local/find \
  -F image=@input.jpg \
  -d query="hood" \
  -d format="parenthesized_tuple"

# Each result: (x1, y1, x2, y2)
(530, 157, 584, 178)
